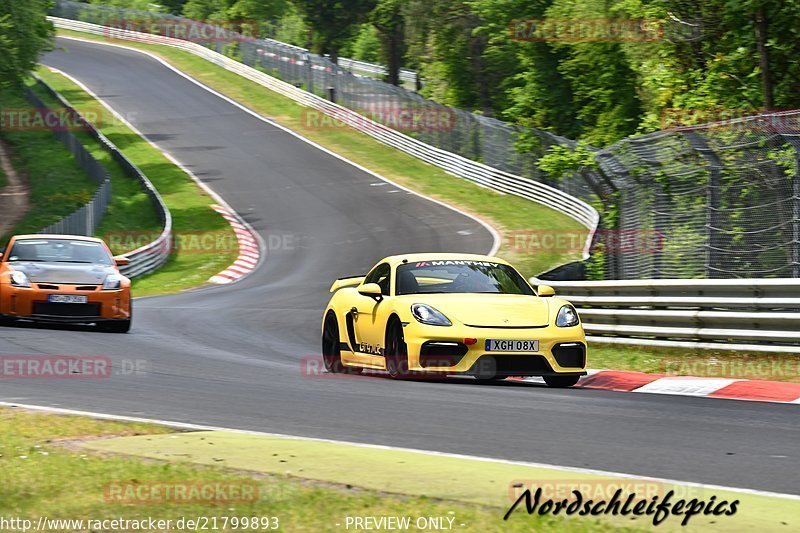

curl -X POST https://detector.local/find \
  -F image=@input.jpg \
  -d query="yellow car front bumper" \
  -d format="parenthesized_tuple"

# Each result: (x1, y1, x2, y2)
(401, 321, 587, 376)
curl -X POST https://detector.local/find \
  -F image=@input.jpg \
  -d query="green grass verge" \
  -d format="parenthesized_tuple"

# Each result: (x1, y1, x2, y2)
(88, 431, 798, 532)
(2, 408, 633, 532)
(0, 82, 98, 241)
(56, 29, 587, 278)
(33, 67, 238, 297)
(587, 343, 800, 382)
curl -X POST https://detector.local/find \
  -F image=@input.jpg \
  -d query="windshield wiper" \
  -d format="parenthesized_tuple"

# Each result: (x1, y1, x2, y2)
(51, 260, 96, 264)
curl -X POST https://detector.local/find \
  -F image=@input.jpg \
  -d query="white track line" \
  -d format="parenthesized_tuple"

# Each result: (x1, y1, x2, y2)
(55, 35, 501, 257)
(1, 401, 797, 501)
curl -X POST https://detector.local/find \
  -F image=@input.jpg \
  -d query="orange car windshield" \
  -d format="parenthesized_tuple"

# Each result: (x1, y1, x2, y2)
(7, 239, 113, 266)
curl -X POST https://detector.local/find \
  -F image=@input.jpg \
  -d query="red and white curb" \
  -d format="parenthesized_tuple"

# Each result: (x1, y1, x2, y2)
(208, 204, 261, 284)
(520, 370, 800, 404)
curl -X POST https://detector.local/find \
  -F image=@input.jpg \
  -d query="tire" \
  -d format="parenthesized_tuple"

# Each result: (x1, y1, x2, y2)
(99, 299, 132, 333)
(385, 319, 410, 379)
(543, 375, 581, 388)
(471, 356, 499, 382)
(322, 312, 361, 374)
(0, 315, 14, 327)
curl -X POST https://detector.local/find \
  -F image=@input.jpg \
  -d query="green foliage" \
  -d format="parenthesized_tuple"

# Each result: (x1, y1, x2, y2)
(536, 143, 597, 182)
(347, 24, 381, 62)
(369, 0, 405, 84)
(268, 6, 307, 46)
(0, 0, 53, 90)
(88, 0, 168, 10)
(82, 0, 800, 146)
(178, 0, 289, 35)
(290, 0, 377, 60)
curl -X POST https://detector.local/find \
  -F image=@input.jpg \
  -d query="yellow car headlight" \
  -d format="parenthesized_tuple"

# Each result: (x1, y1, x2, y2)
(411, 304, 452, 326)
(556, 305, 579, 327)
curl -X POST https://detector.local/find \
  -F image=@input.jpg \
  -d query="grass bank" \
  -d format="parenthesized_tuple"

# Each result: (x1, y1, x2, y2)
(0, 82, 97, 241)
(587, 343, 800, 382)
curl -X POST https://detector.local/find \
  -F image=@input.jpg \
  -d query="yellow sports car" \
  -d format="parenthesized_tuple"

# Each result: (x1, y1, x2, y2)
(322, 253, 587, 386)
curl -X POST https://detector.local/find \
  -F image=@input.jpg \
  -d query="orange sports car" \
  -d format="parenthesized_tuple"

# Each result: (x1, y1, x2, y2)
(0, 235, 132, 332)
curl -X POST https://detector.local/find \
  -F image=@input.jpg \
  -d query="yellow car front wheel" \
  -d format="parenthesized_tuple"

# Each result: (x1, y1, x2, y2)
(385, 319, 410, 379)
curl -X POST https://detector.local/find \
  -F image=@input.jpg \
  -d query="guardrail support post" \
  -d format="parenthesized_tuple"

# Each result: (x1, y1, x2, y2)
(681, 132, 722, 279)
(793, 150, 800, 277)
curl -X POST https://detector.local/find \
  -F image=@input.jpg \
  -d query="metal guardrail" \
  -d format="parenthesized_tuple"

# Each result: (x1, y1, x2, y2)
(31, 76, 172, 278)
(537, 278, 800, 353)
(50, 17, 599, 257)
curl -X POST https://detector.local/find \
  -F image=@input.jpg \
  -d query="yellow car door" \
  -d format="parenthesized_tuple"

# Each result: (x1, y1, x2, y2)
(347, 263, 392, 367)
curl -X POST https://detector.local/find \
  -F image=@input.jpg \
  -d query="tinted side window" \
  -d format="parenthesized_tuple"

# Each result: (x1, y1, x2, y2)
(364, 263, 391, 295)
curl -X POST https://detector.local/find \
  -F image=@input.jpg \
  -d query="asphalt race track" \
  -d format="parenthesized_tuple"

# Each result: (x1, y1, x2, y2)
(0, 37, 797, 495)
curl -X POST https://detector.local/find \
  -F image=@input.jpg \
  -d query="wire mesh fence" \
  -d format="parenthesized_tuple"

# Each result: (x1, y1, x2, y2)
(596, 115, 800, 279)
(23, 85, 111, 236)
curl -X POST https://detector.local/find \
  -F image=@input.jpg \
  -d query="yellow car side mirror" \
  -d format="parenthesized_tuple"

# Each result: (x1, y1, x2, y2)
(358, 282, 383, 301)
(537, 285, 556, 297)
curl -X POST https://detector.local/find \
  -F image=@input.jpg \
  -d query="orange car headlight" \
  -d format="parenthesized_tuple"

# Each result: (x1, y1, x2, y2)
(102, 274, 123, 290)
(10, 270, 31, 288)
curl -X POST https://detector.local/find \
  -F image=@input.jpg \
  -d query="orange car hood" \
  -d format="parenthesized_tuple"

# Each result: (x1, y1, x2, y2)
(9, 262, 115, 284)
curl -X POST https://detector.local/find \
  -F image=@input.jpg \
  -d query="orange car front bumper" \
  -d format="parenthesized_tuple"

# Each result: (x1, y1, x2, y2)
(0, 283, 131, 322)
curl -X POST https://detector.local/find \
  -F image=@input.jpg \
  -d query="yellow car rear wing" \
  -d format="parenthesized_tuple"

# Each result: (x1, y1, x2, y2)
(329, 275, 365, 293)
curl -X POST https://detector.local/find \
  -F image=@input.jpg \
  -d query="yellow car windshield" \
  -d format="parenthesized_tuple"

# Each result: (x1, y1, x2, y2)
(395, 260, 533, 296)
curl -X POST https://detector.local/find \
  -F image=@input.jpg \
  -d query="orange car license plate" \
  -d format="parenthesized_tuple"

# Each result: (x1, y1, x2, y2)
(48, 294, 88, 304)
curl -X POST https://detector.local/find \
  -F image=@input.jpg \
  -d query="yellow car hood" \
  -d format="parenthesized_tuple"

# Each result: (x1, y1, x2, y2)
(411, 293, 551, 328)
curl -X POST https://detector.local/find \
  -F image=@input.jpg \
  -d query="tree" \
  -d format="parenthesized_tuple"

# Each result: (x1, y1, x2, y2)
(370, 0, 405, 85)
(290, 0, 377, 62)
(0, 0, 53, 90)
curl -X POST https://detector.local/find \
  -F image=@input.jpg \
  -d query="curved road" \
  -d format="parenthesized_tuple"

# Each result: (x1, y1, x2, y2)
(0, 37, 797, 495)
